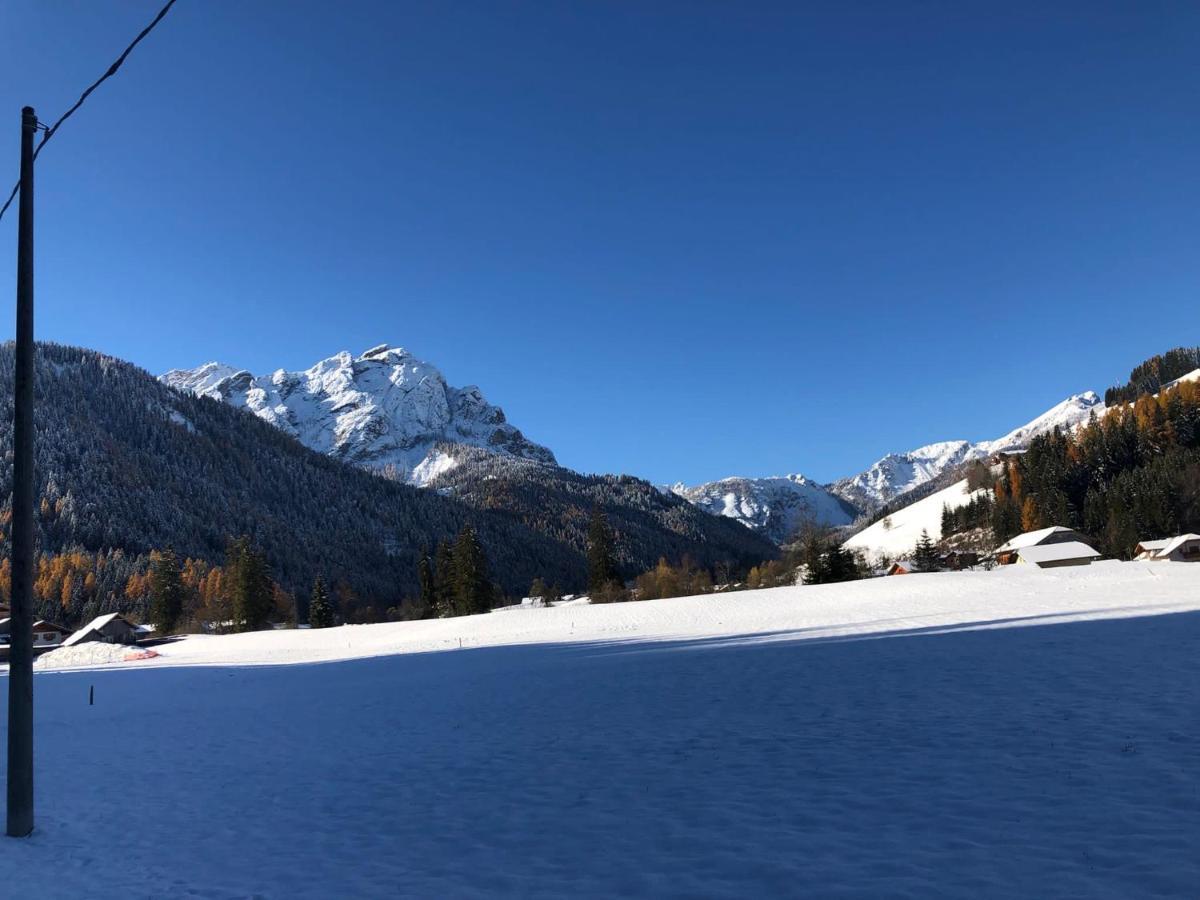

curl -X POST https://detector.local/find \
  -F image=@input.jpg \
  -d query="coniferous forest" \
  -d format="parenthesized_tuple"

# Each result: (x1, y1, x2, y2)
(0, 343, 773, 628)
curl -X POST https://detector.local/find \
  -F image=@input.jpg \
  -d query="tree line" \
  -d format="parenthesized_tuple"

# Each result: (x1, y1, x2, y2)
(1103, 346, 1200, 407)
(944, 377, 1200, 557)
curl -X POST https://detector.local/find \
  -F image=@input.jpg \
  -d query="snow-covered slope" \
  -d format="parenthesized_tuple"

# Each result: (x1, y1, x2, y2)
(669, 474, 856, 544)
(13, 564, 1200, 897)
(829, 392, 1104, 511)
(842, 477, 989, 562)
(1161, 367, 1200, 392)
(162, 344, 555, 485)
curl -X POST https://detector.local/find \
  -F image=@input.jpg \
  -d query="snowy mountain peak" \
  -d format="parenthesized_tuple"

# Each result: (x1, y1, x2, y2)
(977, 391, 1103, 455)
(677, 387, 1109, 542)
(161, 346, 555, 485)
(670, 472, 857, 544)
(829, 391, 1104, 512)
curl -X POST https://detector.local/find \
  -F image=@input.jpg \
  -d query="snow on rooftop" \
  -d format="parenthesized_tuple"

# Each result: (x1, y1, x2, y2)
(993, 526, 1079, 554)
(1136, 538, 1172, 552)
(61, 612, 129, 647)
(1158, 533, 1200, 557)
(1016, 542, 1101, 564)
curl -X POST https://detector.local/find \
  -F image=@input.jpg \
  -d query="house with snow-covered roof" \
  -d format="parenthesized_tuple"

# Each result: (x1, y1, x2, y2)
(63, 613, 140, 648)
(1134, 538, 1172, 560)
(1013, 542, 1101, 569)
(991, 526, 1091, 565)
(1136, 534, 1200, 563)
(32, 620, 72, 648)
(887, 560, 917, 576)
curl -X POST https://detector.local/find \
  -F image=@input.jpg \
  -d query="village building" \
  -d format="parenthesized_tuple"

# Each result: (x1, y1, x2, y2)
(62, 613, 140, 647)
(1134, 538, 1172, 560)
(32, 621, 72, 648)
(887, 560, 916, 576)
(991, 526, 1092, 565)
(1, 618, 74, 657)
(1135, 533, 1200, 562)
(1013, 542, 1101, 569)
(938, 550, 979, 571)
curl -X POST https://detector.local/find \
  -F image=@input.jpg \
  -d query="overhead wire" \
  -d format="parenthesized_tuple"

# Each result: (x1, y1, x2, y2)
(0, 0, 179, 223)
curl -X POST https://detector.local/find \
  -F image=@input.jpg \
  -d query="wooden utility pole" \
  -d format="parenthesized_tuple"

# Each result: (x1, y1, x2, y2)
(7, 105, 37, 838)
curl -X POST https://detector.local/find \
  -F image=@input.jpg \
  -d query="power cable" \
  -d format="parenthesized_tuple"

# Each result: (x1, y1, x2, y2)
(0, 0, 179, 223)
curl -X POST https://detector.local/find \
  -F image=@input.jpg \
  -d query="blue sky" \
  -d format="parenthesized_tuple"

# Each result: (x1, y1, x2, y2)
(1, 1, 1197, 485)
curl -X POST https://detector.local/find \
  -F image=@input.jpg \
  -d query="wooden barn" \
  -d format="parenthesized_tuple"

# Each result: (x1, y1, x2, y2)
(63, 613, 140, 647)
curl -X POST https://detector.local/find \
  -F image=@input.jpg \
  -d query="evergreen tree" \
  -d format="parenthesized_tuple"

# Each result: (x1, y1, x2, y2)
(587, 508, 620, 592)
(802, 532, 863, 585)
(308, 576, 334, 628)
(434, 539, 456, 617)
(529, 577, 549, 606)
(226, 536, 273, 632)
(417, 550, 436, 614)
(148, 547, 185, 635)
(913, 530, 939, 572)
(453, 524, 493, 615)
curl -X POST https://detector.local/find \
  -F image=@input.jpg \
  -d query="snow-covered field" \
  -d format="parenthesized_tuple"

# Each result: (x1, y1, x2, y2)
(5, 562, 1199, 897)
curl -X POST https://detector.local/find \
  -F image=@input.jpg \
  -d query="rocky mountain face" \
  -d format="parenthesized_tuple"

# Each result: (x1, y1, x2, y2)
(669, 475, 857, 546)
(162, 344, 555, 485)
(676, 391, 1105, 543)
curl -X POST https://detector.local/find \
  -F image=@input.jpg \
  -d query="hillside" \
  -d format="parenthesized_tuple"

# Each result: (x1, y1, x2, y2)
(429, 448, 775, 578)
(0, 344, 771, 624)
(843, 477, 989, 563)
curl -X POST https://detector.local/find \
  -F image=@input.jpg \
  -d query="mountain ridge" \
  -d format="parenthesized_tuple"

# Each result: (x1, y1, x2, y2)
(165, 343, 1105, 546)
(675, 390, 1105, 542)
(162, 344, 556, 486)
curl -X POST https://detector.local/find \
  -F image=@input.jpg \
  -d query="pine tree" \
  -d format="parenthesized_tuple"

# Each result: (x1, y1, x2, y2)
(913, 530, 939, 572)
(308, 576, 334, 628)
(529, 577, 548, 606)
(148, 547, 185, 635)
(434, 539, 456, 618)
(587, 508, 620, 592)
(824, 544, 862, 583)
(453, 524, 493, 615)
(226, 536, 274, 632)
(417, 550, 436, 615)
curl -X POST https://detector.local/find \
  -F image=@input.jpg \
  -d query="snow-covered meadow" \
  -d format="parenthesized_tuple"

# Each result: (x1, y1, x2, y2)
(4, 562, 1199, 897)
